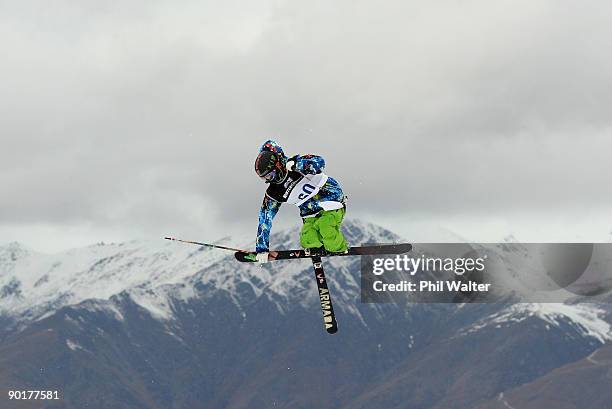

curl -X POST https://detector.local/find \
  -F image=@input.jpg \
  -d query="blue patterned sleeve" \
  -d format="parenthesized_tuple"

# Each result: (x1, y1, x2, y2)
(294, 154, 325, 175)
(256, 195, 282, 253)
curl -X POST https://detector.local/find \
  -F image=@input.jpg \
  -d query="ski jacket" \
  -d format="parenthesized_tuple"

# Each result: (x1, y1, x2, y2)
(256, 154, 345, 253)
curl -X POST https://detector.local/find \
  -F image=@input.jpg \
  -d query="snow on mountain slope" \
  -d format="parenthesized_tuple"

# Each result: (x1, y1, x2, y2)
(464, 303, 612, 343)
(3, 219, 611, 347)
(0, 237, 239, 319)
(0, 219, 399, 323)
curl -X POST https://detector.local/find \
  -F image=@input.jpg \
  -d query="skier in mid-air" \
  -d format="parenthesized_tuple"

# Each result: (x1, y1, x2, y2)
(166, 139, 408, 333)
(252, 140, 348, 263)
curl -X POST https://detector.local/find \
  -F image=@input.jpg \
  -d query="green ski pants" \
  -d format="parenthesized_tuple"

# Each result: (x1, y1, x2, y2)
(300, 208, 348, 253)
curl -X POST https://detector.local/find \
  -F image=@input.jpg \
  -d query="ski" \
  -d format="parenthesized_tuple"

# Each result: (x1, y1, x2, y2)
(311, 256, 338, 334)
(235, 243, 412, 262)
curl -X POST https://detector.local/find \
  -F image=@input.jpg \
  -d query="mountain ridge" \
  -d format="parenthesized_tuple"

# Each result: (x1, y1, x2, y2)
(1, 220, 611, 409)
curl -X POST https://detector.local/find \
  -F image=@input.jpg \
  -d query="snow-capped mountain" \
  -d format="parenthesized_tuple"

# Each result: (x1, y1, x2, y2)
(0, 237, 230, 320)
(0, 220, 610, 409)
(464, 303, 612, 344)
(0, 219, 399, 323)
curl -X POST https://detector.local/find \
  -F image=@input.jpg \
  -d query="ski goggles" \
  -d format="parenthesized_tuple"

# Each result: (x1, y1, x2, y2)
(260, 169, 277, 182)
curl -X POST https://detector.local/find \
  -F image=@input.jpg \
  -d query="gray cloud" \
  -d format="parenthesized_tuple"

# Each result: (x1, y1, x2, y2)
(1, 0, 612, 251)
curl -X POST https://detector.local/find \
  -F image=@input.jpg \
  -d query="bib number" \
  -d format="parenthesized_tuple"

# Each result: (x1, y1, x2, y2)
(286, 173, 328, 206)
(298, 183, 316, 200)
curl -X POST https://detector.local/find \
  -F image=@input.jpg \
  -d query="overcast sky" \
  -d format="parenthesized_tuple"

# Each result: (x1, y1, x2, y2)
(1, 0, 612, 252)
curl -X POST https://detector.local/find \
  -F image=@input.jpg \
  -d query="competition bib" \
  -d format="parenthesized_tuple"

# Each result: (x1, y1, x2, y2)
(286, 173, 328, 206)
(266, 171, 328, 206)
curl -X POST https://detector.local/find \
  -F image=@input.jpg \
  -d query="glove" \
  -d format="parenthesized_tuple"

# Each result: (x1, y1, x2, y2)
(256, 252, 269, 264)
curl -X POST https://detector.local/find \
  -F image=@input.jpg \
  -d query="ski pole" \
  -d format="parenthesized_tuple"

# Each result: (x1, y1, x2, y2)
(164, 237, 249, 253)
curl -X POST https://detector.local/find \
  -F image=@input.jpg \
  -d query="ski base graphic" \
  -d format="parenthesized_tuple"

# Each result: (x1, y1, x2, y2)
(312, 256, 338, 334)
(235, 243, 412, 262)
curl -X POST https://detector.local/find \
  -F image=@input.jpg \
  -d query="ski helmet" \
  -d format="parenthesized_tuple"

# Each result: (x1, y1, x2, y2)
(255, 140, 288, 184)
